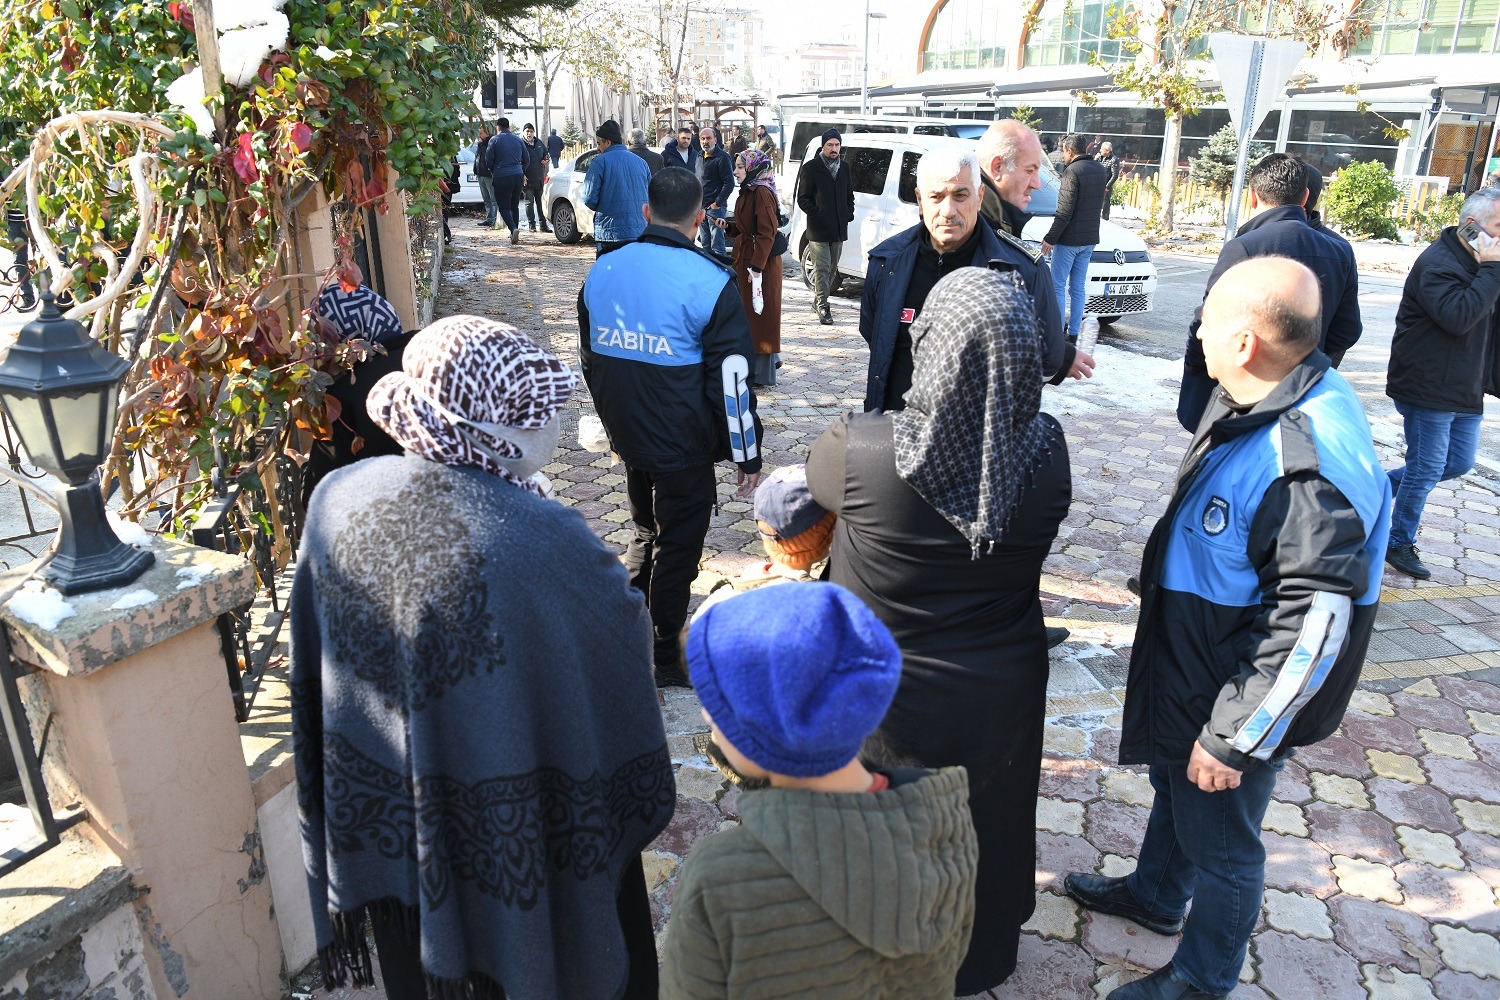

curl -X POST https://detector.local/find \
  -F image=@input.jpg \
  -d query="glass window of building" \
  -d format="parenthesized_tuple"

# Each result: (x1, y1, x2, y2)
(1353, 0, 1500, 55)
(1286, 109, 1405, 173)
(921, 0, 1008, 71)
(1022, 0, 1128, 67)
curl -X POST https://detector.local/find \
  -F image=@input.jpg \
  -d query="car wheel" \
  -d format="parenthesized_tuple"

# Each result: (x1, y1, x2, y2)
(552, 201, 580, 244)
(798, 242, 843, 293)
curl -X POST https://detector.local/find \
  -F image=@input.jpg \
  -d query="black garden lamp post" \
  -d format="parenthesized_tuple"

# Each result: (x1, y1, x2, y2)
(0, 273, 153, 594)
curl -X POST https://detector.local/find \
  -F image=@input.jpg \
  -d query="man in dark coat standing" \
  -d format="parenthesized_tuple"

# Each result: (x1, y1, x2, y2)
(1176, 153, 1362, 430)
(520, 123, 550, 233)
(486, 117, 529, 245)
(662, 126, 695, 170)
(546, 127, 564, 167)
(796, 128, 855, 325)
(1042, 133, 1110, 340)
(1067, 256, 1390, 1000)
(1382, 186, 1500, 579)
(727, 124, 748, 158)
(696, 126, 735, 256)
(626, 127, 664, 175)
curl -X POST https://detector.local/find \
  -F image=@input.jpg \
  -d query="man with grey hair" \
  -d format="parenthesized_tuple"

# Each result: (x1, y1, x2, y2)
(626, 127, 664, 176)
(1382, 185, 1500, 578)
(860, 146, 1071, 415)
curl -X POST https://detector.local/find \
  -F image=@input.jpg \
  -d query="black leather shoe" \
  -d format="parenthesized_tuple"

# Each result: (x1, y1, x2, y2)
(1064, 873, 1183, 935)
(1385, 543, 1431, 580)
(818, 308, 833, 326)
(1046, 626, 1070, 649)
(1107, 963, 1227, 1000)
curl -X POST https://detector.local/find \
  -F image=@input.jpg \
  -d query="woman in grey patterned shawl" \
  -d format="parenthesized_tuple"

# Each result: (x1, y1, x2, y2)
(291, 315, 674, 1000)
(807, 268, 1073, 994)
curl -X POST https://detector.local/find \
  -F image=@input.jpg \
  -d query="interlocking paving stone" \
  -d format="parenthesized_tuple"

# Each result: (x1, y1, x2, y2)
(1418, 728, 1478, 760)
(1309, 771, 1371, 810)
(1262, 800, 1308, 837)
(1348, 689, 1396, 716)
(1038, 754, 1102, 801)
(1021, 890, 1082, 942)
(1435, 675, 1500, 712)
(1098, 854, 1136, 879)
(1395, 824, 1466, 870)
(1079, 910, 1178, 970)
(1036, 797, 1087, 837)
(1341, 711, 1425, 755)
(1296, 735, 1373, 778)
(976, 933, 1096, 999)
(1332, 854, 1403, 903)
(1368, 777, 1464, 835)
(1260, 888, 1332, 940)
(1034, 831, 1101, 892)
(1261, 832, 1337, 897)
(1328, 894, 1437, 974)
(1084, 799, 1153, 859)
(1432, 923, 1500, 979)
(1432, 969, 1500, 999)
(1470, 709, 1500, 735)
(1404, 678, 1443, 698)
(1423, 754, 1500, 800)
(1306, 802, 1400, 864)
(1394, 861, 1500, 930)
(1458, 830, 1500, 889)
(1252, 930, 1365, 1000)
(1368, 749, 1428, 784)
(1100, 770, 1154, 809)
(1360, 965, 1439, 1000)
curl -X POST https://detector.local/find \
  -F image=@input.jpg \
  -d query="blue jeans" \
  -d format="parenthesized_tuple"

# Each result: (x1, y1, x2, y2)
(1126, 756, 1284, 995)
(477, 176, 497, 225)
(1050, 242, 1094, 336)
(699, 205, 726, 255)
(1388, 401, 1483, 548)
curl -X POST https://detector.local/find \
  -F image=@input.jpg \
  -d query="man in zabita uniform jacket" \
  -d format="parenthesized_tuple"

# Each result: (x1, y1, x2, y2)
(1064, 256, 1391, 1000)
(578, 167, 763, 689)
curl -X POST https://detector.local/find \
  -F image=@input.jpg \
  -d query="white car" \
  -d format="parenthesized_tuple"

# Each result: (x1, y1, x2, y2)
(786, 134, 1156, 323)
(543, 150, 597, 244)
(452, 142, 485, 206)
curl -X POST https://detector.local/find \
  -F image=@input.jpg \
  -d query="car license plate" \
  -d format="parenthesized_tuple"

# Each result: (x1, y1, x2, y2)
(1105, 282, 1143, 296)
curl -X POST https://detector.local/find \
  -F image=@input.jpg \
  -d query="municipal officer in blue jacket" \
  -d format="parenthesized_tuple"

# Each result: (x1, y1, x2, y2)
(581, 119, 651, 257)
(486, 117, 529, 245)
(577, 168, 763, 687)
(1176, 153, 1361, 430)
(1066, 257, 1390, 1000)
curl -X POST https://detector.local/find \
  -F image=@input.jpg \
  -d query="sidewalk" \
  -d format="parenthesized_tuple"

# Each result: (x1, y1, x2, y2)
(307, 214, 1500, 1000)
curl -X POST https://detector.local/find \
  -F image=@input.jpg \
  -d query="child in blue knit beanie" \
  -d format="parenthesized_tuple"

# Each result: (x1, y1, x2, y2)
(660, 583, 980, 1000)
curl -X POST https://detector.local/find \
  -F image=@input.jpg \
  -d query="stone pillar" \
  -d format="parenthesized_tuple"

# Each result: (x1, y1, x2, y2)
(1, 538, 282, 1000)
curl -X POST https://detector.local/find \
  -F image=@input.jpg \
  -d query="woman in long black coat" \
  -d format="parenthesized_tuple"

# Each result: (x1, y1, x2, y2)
(806, 268, 1071, 994)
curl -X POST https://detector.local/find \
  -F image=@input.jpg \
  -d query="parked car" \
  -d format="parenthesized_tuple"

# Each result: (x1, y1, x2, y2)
(452, 142, 484, 206)
(543, 149, 597, 244)
(785, 133, 1156, 323)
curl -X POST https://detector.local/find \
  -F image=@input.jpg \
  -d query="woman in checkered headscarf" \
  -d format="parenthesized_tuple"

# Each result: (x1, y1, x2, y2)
(292, 315, 673, 1000)
(805, 269, 1073, 994)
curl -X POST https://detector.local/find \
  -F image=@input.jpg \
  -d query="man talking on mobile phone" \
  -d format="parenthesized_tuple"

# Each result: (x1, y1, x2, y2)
(1382, 186, 1500, 579)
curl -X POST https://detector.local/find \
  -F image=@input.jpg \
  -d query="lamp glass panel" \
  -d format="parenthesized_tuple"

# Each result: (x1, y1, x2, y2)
(53, 387, 109, 470)
(0, 393, 59, 470)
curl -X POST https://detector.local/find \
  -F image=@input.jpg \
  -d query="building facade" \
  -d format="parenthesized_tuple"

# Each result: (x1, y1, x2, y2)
(781, 0, 1500, 193)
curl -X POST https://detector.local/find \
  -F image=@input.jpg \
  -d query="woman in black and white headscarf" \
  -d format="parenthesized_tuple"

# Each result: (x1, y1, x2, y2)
(806, 268, 1072, 995)
(291, 315, 674, 1000)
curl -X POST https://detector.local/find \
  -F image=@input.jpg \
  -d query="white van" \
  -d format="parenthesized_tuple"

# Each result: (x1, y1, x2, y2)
(786, 133, 1156, 323)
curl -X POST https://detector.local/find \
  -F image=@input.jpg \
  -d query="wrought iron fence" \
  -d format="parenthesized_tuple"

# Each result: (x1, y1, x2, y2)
(189, 427, 304, 723)
(1, 210, 37, 317)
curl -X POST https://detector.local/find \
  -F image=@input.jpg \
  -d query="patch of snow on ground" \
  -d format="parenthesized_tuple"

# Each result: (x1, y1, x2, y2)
(9, 581, 75, 629)
(106, 513, 154, 548)
(109, 589, 157, 610)
(1042, 343, 1184, 421)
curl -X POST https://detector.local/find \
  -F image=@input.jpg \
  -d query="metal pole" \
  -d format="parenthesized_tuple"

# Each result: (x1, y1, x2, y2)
(861, 0, 871, 116)
(1223, 40, 1264, 239)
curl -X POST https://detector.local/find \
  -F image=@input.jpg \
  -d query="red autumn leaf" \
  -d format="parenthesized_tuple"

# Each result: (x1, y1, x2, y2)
(60, 36, 80, 73)
(233, 133, 260, 183)
(362, 174, 387, 210)
(258, 63, 275, 87)
(289, 122, 313, 154)
(336, 259, 362, 295)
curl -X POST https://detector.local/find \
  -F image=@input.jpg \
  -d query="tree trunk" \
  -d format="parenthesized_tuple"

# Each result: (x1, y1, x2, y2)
(541, 73, 553, 137)
(1159, 112, 1184, 233)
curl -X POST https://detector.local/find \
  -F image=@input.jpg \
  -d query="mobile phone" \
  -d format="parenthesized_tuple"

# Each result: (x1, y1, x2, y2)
(1459, 219, 1482, 249)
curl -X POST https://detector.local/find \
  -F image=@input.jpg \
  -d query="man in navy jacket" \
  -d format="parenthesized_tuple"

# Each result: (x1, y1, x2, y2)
(486, 117, 529, 244)
(696, 126, 735, 255)
(1176, 153, 1361, 429)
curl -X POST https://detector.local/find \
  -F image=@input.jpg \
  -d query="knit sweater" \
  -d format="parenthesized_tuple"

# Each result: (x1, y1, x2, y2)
(659, 766, 977, 999)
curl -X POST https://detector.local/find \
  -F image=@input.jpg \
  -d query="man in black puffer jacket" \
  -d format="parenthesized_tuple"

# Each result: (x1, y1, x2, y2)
(1176, 153, 1362, 430)
(1383, 186, 1500, 579)
(1041, 133, 1109, 339)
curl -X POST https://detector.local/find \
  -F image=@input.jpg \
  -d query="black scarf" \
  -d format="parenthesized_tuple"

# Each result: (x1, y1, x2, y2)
(891, 268, 1052, 557)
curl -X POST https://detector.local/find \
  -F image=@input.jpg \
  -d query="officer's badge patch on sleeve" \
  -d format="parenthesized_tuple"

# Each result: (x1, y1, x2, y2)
(1202, 496, 1230, 536)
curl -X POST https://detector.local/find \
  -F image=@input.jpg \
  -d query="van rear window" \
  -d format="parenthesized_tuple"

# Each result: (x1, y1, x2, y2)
(843, 147, 894, 196)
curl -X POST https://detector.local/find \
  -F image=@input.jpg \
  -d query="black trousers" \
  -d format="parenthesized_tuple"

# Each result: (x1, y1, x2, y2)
(370, 855, 659, 1000)
(624, 463, 716, 665)
(492, 174, 523, 232)
(523, 178, 547, 228)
